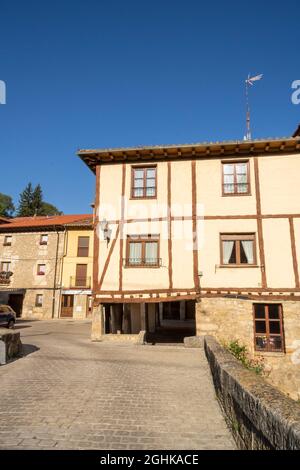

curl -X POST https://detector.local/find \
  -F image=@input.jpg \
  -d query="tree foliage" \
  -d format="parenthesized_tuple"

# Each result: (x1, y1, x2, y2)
(0, 192, 15, 218)
(17, 183, 62, 216)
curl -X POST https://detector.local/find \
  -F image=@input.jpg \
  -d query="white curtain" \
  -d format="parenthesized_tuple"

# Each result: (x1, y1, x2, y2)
(222, 241, 234, 264)
(129, 243, 142, 264)
(145, 242, 158, 263)
(241, 240, 254, 264)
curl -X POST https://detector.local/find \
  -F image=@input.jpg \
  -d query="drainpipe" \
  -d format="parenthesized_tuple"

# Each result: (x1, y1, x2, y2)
(52, 226, 61, 319)
(58, 227, 68, 317)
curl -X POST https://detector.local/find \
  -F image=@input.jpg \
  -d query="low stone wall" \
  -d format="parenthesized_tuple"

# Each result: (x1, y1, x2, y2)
(0, 329, 22, 363)
(94, 333, 145, 344)
(204, 335, 300, 450)
(92, 330, 146, 345)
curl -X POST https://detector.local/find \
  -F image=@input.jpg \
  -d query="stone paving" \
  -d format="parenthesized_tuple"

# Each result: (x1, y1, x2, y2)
(0, 320, 235, 450)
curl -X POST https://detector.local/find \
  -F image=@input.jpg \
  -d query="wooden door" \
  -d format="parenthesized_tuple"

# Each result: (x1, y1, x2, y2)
(75, 264, 87, 287)
(61, 295, 74, 317)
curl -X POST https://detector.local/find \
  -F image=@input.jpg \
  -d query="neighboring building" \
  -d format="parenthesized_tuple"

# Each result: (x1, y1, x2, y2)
(0, 214, 93, 319)
(78, 132, 300, 399)
(60, 217, 94, 319)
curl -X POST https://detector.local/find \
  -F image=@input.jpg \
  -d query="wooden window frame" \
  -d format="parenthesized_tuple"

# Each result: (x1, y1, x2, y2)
(3, 235, 12, 246)
(220, 233, 257, 267)
(221, 160, 251, 196)
(130, 165, 157, 200)
(1, 261, 11, 272)
(37, 264, 46, 276)
(35, 294, 43, 307)
(77, 236, 90, 257)
(125, 234, 160, 268)
(40, 234, 48, 245)
(253, 304, 285, 353)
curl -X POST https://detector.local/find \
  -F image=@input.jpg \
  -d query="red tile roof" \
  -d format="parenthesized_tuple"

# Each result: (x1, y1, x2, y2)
(0, 214, 93, 230)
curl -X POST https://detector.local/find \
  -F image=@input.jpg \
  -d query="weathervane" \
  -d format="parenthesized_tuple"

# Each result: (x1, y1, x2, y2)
(244, 73, 263, 141)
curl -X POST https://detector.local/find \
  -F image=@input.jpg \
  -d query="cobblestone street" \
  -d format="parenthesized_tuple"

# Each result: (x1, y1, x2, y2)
(0, 320, 235, 450)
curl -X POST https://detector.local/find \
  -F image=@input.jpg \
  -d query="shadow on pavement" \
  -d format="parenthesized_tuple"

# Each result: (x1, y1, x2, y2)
(22, 344, 40, 357)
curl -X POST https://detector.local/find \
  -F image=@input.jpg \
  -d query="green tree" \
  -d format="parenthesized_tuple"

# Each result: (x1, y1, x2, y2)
(39, 202, 62, 216)
(0, 192, 15, 218)
(17, 183, 34, 216)
(17, 183, 62, 216)
(32, 184, 43, 215)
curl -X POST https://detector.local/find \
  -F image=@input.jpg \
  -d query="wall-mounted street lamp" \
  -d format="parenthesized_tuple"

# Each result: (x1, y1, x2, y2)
(100, 218, 112, 244)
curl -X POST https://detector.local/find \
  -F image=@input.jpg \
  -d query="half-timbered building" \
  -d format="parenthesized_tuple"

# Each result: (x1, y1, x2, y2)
(78, 131, 300, 399)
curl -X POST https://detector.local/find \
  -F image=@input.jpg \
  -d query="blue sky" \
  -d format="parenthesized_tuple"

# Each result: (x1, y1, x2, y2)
(0, 0, 299, 214)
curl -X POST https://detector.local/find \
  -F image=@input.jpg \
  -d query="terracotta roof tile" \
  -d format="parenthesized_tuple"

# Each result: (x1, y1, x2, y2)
(0, 214, 93, 230)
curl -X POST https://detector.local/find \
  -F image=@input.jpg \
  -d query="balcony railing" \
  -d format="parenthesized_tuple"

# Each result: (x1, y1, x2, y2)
(69, 276, 91, 288)
(123, 258, 162, 268)
(0, 271, 13, 285)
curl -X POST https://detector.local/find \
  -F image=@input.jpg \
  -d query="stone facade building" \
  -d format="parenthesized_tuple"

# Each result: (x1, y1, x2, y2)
(0, 214, 93, 319)
(78, 131, 300, 399)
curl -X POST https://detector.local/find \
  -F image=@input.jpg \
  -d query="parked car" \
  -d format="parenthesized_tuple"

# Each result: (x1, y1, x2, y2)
(0, 305, 16, 329)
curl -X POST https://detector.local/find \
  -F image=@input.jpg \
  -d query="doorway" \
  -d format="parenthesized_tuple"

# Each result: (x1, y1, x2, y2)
(61, 295, 74, 317)
(8, 294, 24, 318)
(146, 300, 196, 345)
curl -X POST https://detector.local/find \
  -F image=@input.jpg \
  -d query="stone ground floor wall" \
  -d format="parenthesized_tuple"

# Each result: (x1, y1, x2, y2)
(21, 289, 61, 319)
(196, 297, 300, 400)
(72, 293, 91, 320)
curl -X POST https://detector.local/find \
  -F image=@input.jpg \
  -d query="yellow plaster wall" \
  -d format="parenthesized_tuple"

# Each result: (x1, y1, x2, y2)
(196, 158, 257, 216)
(61, 229, 94, 289)
(199, 218, 261, 288)
(263, 218, 295, 288)
(259, 154, 300, 214)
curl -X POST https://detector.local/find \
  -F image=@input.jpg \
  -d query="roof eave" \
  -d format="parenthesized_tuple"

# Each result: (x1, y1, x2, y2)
(77, 137, 300, 173)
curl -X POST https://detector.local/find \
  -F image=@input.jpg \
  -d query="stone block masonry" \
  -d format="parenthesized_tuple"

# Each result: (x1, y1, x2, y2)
(196, 297, 300, 400)
(204, 335, 300, 450)
(0, 329, 22, 363)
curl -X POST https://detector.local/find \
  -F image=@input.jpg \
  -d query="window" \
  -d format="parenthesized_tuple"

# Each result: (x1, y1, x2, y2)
(1, 261, 11, 272)
(77, 236, 89, 257)
(131, 166, 157, 198)
(35, 294, 43, 307)
(3, 235, 12, 246)
(40, 234, 48, 245)
(253, 304, 284, 352)
(222, 161, 250, 195)
(75, 264, 87, 287)
(126, 235, 160, 267)
(37, 264, 46, 275)
(220, 234, 256, 266)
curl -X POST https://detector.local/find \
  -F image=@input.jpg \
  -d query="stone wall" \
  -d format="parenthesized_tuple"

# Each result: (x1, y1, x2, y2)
(72, 293, 89, 320)
(196, 297, 300, 400)
(0, 230, 65, 319)
(204, 336, 300, 450)
(22, 288, 61, 319)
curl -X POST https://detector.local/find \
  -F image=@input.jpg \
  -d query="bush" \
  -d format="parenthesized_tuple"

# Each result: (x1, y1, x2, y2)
(226, 339, 265, 375)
